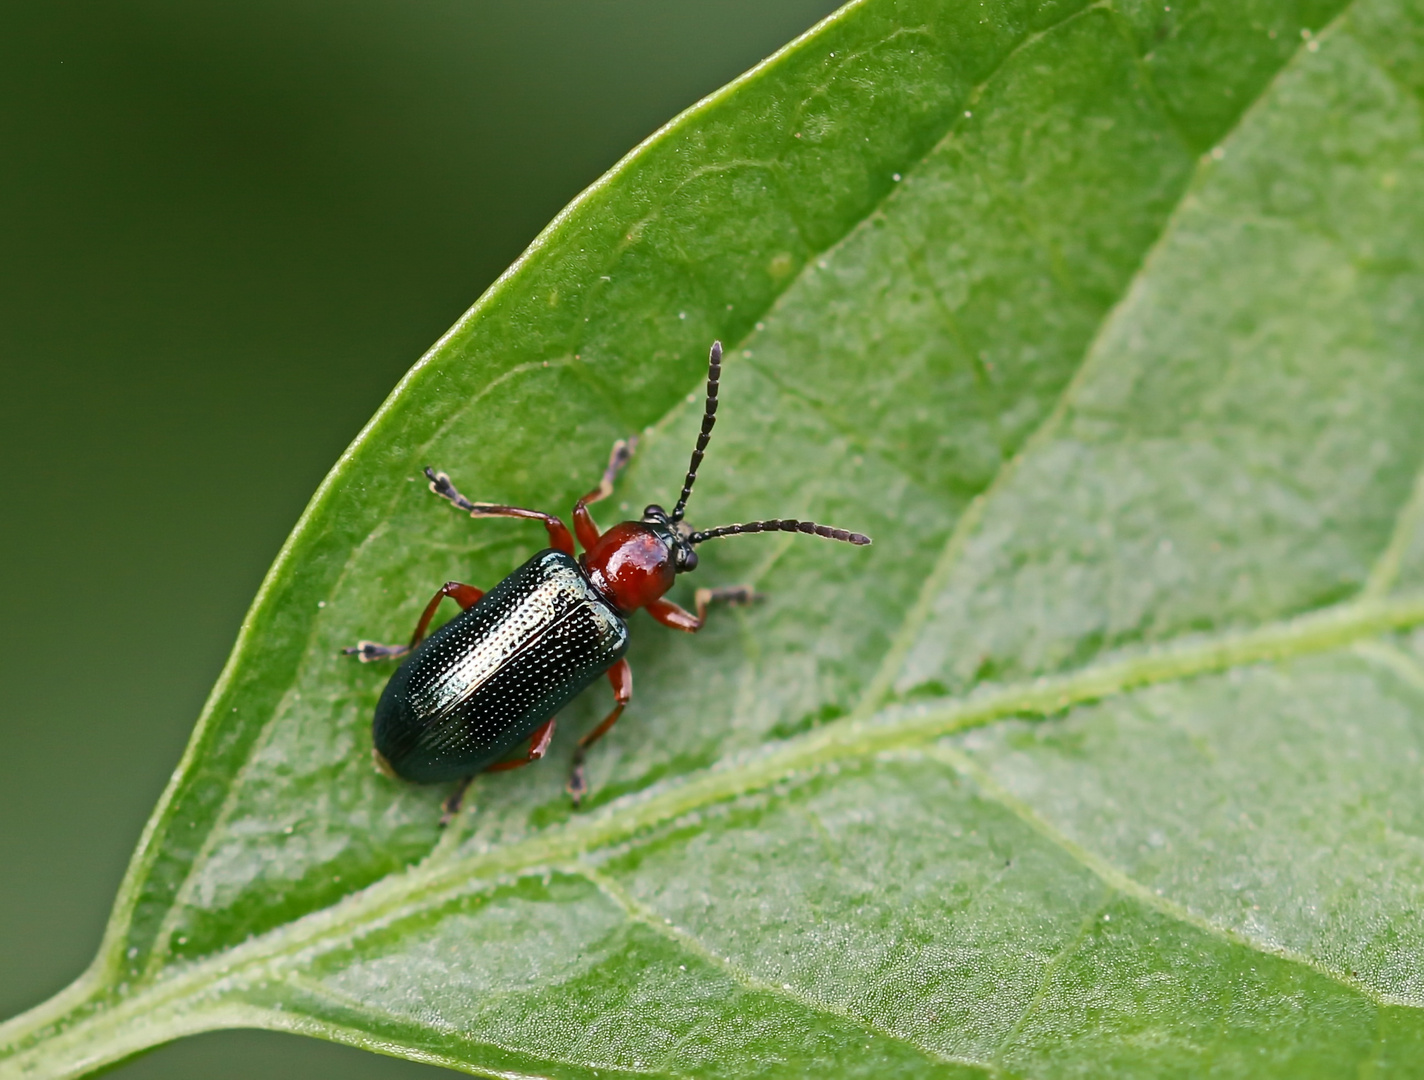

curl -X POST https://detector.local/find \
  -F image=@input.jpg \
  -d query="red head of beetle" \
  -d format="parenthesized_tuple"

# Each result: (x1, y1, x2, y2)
(579, 504, 697, 613)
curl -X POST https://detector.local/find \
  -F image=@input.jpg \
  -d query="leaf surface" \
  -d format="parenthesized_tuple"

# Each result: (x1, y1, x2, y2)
(6, 0, 1424, 1076)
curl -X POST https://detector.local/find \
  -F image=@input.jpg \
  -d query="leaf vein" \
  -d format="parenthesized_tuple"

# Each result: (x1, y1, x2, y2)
(849, 3, 1368, 716)
(1364, 463, 1424, 600)
(920, 742, 1422, 1011)
(277, 972, 666, 1080)
(1354, 640, 1424, 696)
(572, 864, 985, 1074)
(990, 890, 1115, 1064)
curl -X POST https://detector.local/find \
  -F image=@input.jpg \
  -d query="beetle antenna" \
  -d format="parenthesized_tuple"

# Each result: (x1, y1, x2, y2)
(670, 340, 722, 523)
(689, 519, 872, 546)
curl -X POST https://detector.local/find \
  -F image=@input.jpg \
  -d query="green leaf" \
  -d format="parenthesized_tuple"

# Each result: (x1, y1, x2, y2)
(6, 0, 1424, 1075)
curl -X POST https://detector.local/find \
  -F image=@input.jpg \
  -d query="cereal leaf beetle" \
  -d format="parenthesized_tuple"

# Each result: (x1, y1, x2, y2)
(346, 341, 871, 819)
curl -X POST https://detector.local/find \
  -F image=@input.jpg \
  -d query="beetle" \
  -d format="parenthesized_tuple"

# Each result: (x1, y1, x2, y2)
(346, 341, 870, 820)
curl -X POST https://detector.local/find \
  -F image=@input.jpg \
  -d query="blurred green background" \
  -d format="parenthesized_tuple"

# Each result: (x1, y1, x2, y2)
(0, 2, 839, 1076)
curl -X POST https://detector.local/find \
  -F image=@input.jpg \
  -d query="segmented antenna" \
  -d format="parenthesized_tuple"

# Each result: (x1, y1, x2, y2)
(690, 519, 872, 546)
(670, 340, 722, 523)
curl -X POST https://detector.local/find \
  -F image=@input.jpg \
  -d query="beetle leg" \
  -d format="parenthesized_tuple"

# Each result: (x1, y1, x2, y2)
(484, 718, 556, 773)
(345, 640, 410, 662)
(645, 586, 761, 633)
(425, 467, 576, 556)
(696, 585, 760, 622)
(343, 580, 484, 661)
(567, 658, 632, 807)
(439, 775, 476, 827)
(439, 715, 553, 825)
(408, 581, 485, 645)
(572, 437, 637, 551)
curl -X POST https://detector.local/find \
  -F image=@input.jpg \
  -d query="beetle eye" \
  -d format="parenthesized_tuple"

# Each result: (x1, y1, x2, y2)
(678, 547, 698, 572)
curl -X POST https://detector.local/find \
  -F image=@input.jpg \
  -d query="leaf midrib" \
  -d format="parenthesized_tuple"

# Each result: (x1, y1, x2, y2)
(88, 594, 1424, 1005)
